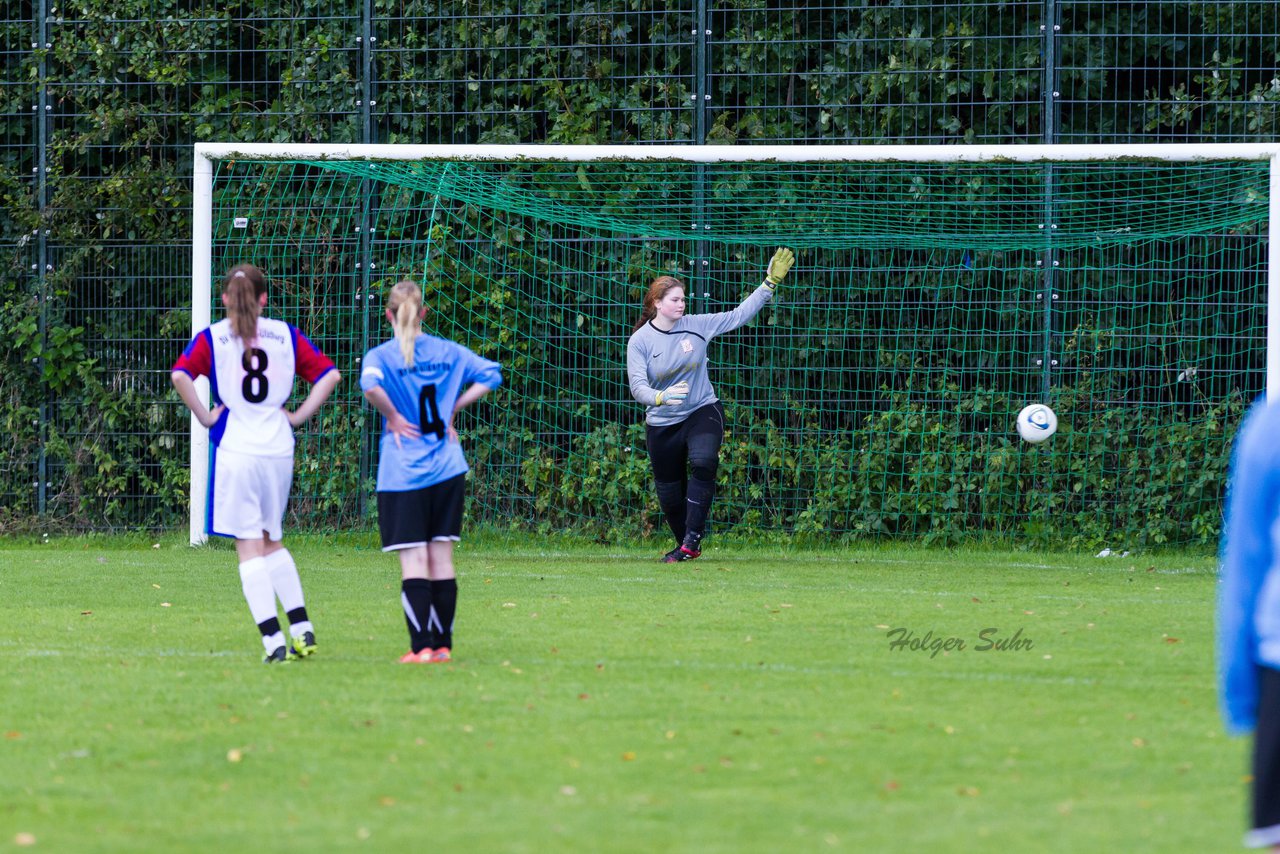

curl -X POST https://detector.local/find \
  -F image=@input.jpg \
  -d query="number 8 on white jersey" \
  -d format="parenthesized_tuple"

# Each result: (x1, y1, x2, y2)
(174, 316, 336, 457)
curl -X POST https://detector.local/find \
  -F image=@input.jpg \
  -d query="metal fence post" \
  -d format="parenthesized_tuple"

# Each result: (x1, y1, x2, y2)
(691, 0, 709, 304)
(694, 0, 708, 146)
(1039, 0, 1060, 400)
(35, 0, 49, 515)
(358, 0, 375, 520)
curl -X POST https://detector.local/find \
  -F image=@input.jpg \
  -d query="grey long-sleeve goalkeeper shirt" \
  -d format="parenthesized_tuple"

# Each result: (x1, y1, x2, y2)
(626, 281, 775, 427)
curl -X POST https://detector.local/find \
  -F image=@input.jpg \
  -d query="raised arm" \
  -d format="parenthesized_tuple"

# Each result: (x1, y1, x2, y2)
(685, 247, 794, 339)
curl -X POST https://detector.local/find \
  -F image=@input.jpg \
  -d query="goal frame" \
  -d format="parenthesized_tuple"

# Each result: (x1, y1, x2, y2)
(189, 142, 1280, 545)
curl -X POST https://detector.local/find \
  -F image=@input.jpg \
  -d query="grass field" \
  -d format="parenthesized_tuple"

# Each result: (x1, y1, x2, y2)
(0, 536, 1243, 852)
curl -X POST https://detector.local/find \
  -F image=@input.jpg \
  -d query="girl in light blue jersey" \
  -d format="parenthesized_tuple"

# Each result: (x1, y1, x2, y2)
(626, 248, 794, 563)
(361, 280, 503, 664)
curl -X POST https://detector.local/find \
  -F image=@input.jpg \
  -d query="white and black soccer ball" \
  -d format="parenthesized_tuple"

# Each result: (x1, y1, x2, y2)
(1015, 404, 1058, 444)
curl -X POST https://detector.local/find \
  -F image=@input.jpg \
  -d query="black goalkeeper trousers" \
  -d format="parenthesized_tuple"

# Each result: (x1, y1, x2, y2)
(645, 401, 725, 485)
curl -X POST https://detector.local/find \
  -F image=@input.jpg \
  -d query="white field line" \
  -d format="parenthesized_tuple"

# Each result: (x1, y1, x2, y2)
(451, 554, 1215, 576)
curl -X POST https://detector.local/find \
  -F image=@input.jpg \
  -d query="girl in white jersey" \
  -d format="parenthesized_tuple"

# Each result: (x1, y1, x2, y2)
(626, 248, 794, 563)
(172, 264, 341, 663)
(360, 281, 503, 664)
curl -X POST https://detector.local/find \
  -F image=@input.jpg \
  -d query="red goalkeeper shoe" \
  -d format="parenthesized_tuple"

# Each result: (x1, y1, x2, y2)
(661, 545, 700, 563)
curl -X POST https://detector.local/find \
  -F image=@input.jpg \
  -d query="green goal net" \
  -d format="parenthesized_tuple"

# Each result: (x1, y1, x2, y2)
(194, 147, 1271, 548)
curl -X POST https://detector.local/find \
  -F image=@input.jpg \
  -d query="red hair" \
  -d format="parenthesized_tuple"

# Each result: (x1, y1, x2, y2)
(633, 275, 684, 332)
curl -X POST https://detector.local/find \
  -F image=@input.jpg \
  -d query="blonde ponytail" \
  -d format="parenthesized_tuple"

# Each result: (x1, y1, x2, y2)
(386, 280, 424, 367)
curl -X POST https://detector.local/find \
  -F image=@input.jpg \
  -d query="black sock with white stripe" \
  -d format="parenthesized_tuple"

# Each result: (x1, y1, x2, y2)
(401, 578, 433, 653)
(654, 479, 687, 544)
(429, 579, 458, 650)
(683, 476, 716, 549)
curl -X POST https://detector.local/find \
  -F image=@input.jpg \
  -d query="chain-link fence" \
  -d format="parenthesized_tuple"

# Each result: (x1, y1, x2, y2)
(2, 1, 1279, 538)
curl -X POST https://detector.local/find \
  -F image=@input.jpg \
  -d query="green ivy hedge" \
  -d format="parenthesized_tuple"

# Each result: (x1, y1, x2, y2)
(2, 1, 1276, 542)
(505, 378, 1243, 550)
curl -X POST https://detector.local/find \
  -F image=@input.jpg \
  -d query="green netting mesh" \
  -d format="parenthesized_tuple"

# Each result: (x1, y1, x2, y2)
(206, 155, 1268, 547)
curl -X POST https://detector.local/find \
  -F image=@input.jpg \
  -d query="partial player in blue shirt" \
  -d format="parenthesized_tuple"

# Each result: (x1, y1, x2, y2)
(1219, 393, 1280, 849)
(360, 280, 502, 665)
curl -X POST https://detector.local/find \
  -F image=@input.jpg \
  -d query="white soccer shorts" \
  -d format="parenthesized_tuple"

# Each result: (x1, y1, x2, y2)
(209, 448, 294, 541)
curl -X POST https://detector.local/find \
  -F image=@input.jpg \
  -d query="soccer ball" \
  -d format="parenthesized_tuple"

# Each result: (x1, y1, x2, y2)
(1015, 404, 1058, 444)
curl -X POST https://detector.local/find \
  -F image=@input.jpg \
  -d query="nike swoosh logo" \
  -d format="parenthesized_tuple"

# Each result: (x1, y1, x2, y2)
(651, 353, 662, 359)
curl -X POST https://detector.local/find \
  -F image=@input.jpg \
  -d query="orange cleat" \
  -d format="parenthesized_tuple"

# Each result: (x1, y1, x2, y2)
(399, 648, 433, 663)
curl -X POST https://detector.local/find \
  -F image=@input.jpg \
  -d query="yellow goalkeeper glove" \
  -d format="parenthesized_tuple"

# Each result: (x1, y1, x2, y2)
(764, 247, 795, 288)
(655, 381, 689, 406)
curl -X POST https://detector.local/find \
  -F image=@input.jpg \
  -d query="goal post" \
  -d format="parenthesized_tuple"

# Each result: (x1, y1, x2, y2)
(189, 143, 1280, 547)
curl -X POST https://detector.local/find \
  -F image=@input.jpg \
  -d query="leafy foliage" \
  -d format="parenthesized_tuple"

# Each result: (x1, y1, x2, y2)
(0, 1, 1275, 544)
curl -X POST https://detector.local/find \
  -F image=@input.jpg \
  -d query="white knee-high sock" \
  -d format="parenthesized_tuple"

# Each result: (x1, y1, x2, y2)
(264, 548, 313, 637)
(239, 557, 283, 652)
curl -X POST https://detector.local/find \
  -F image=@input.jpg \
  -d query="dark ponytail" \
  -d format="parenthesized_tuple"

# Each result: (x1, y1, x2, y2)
(223, 263, 267, 342)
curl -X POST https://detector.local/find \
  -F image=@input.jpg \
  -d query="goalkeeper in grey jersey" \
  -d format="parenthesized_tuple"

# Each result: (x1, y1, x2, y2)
(626, 248, 795, 563)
